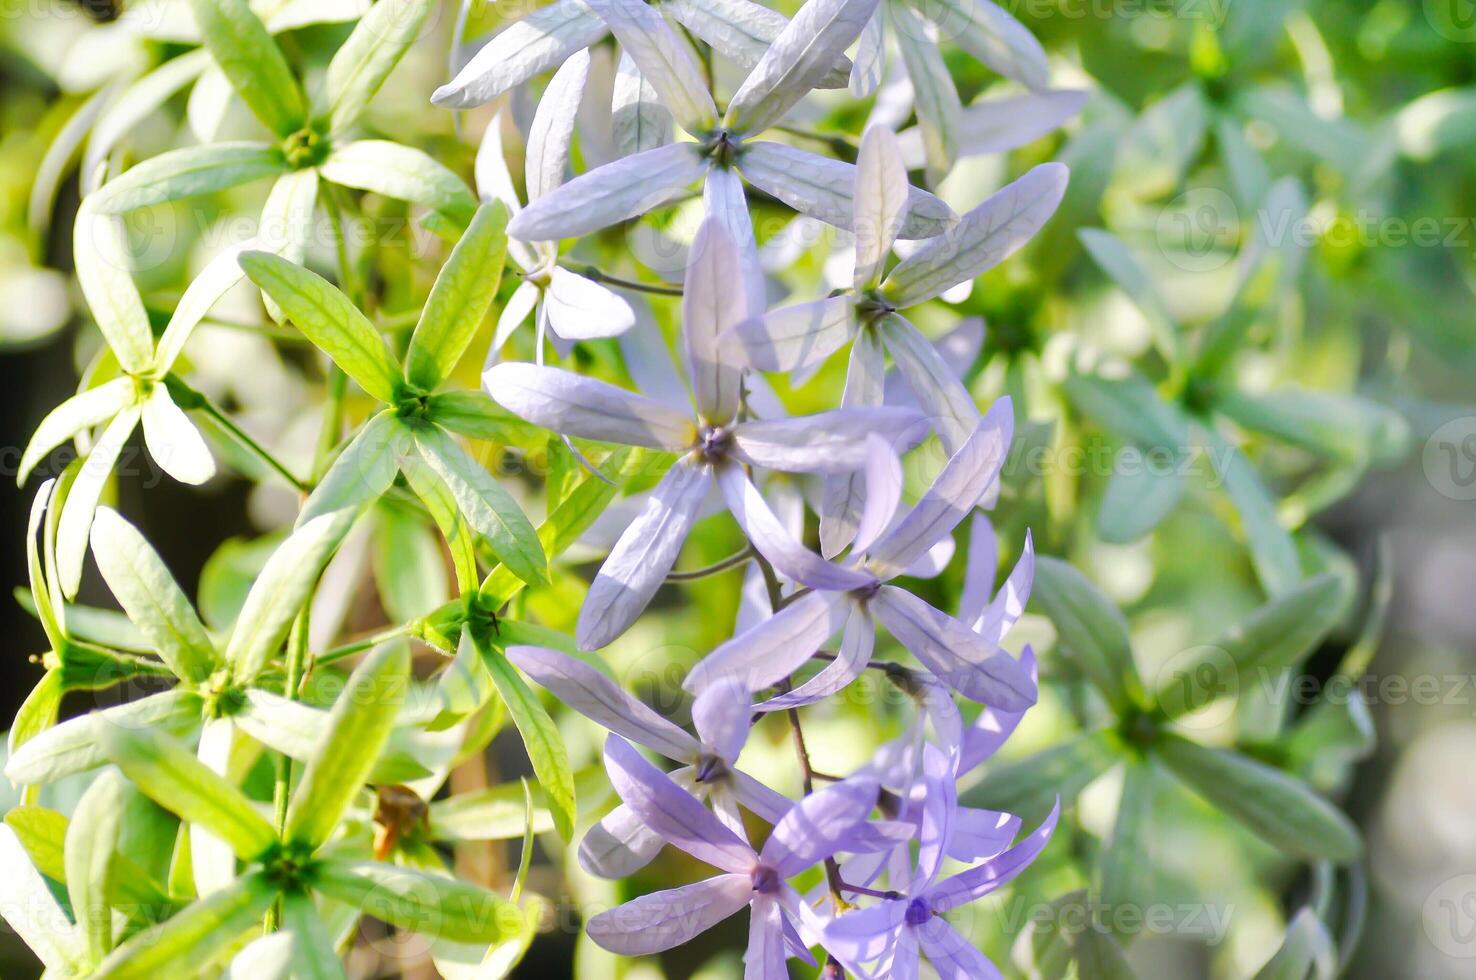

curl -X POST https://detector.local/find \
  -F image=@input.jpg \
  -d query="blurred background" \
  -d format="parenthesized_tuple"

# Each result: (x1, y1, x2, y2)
(1, 0, 1474, 977)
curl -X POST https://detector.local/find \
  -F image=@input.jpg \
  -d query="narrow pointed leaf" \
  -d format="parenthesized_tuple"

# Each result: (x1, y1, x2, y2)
(481, 638, 576, 840)
(406, 202, 510, 391)
(326, 0, 433, 133)
(1033, 556, 1142, 713)
(188, 0, 307, 136)
(93, 873, 277, 980)
(90, 143, 287, 213)
(312, 859, 520, 943)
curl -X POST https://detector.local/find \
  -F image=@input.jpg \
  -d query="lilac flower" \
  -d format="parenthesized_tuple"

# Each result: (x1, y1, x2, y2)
(473, 54, 635, 360)
(726, 128, 1067, 525)
(823, 747, 1059, 979)
(683, 408, 1035, 713)
(484, 219, 921, 649)
(506, 645, 790, 876)
(501, 0, 956, 258)
(434, 0, 851, 111)
(586, 735, 909, 975)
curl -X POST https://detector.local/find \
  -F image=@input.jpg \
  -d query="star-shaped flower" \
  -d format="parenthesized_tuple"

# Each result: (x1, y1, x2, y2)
(484, 219, 922, 649)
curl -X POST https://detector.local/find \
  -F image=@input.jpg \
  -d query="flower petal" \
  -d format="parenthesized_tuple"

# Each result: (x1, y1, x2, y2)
(957, 645, 1037, 773)
(684, 218, 748, 423)
(683, 590, 850, 694)
(852, 433, 904, 555)
(726, 296, 856, 373)
(974, 529, 1033, 643)
(821, 900, 905, 964)
(919, 921, 1004, 979)
(717, 466, 876, 592)
(761, 776, 884, 876)
(692, 675, 753, 763)
(544, 268, 637, 340)
(587, 873, 753, 954)
(526, 49, 591, 201)
(603, 734, 757, 873)
(745, 897, 788, 979)
(484, 361, 694, 449)
(734, 406, 924, 474)
(579, 459, 713, 649)
(579, 802, 670, 878)
(872, 586, 1035, 709)
(508, 645, 697, 760)
(911, 744, 956, 891)
(141, 386, 215, 486)
(957, 512, 998, 627)
(928, 802, 1059, 912)
(725, 0, 879, 135)
(878, 313, 980, 456)
(739, 141, 955, 239)
(506, 142, 707, 241)
(756, 604, 873, 711)
(947, 807, 1021, 863)
(866, 405, 1012, 580)
(853, 126, 911, 290)
(819, 328, 886, 557)
(881, 162, 1068, 307)
(433, 0, 608, 108)
(898, 89, 1089, 168)
(586, 0, 718, 133)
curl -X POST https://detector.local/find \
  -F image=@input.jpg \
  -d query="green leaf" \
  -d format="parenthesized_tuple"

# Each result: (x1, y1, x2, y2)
(1208, 432, 1303, 597)
(405, 202, 510, 392)
(18, 379, 133, 487)
(1215, 389, 1409, 467)
(73, 200, 153, 372)
(311, 859, 521, 944)
(0, 825, 85, 974)
(223, 933, 295, 980)
(373, 503, 449, 622)
(1111, 83, 1208, 199)
(1097, 451, 1184, 544)
(188, 0, 307, 137)
(4, 806, 67, 881)
(238, 250, 401, 404)
(90, 143, 288, 213)
(432, 627, 497, 730)
(67, 769, 129, 965)
(1011, 888, 1085, 980)
(8, 671, 63, 763)
(427, 390, 541, 443)
(1251, 908, 1335, 980)
(234, 688, 431, 785)
(101, 723, 278, 861)
(1034, 557, 1143, 713)
(298, 412, 407, 526)
(400, 454, 480, 593)
(286, 642, 411, 848)
(1396, 87, 1476, 161)
(90, 507, 218, 683)
(280, 891, 348, 980)
(224, 508, 356, 683)
(1077, 228, 1180, 362)
(1074, 924, 1140, 980)
(1063, 372, 1192, 452)
(479, 634, 576, 840)
(326, 0, 434, 133)
(480, 447, 645, 605)
(320, 140, 477, 222)
(1155, 574, 1344, 720)
(1153, 735, 1362, 862)
(93, 872, 277, 980)
(962, 730, 1121, 821)
(414, 427, 547, 587)
(1097, 762, 1153, 917)
(5, 689, 203, 785)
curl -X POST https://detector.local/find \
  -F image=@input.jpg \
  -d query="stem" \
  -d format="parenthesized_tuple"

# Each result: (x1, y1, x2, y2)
(838, 881, 900, 901)
(665, 545, 754, 581)
(267, 608, 310, 932)
(167, 376, 309, 492)
(564, 263, 683, 297)
(315, 623, 413, 666)
(773, 125, 861, 161)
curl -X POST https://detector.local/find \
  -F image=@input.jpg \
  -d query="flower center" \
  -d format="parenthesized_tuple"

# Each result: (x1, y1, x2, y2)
(695, 752, 729, 784)
(752, 865, 780, 895)
(700, 130, 743, 168)
(697, 425, 734, 463)
(282, 127, 329, 170)
(856, 291, 897, 326)
(849, 579, 882, 603)
(904, 897, 932, 926)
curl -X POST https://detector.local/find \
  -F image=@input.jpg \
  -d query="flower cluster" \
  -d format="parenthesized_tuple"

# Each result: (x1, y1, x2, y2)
(0, 0, 1391, 975)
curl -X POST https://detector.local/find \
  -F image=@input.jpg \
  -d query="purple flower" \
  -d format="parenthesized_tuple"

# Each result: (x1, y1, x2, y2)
(683, 406, 1035, 713)
(485, 218, 921, 649)
(823, 747, 1059, 979)
(507, 645, 789, 877)
(586, 735, 910, 976)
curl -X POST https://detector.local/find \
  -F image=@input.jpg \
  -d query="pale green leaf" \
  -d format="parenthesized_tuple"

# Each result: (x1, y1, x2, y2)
(280, 891, 348, 980)
(1251, 908, 1335, 980)
(93, 872, 277, 980)
(311, 859, 521, 944)
(0, 826, 85, 974)
(1097, 762, 1153, 917)
(67, 769, 129, 964)
(1034, 557, 1143, 713)
(90, 143, 287, 213)
(238, 250, 401, 404)
(372, 503, 448, 622)
(963, 730, 1121, 822)
(90, 507, 218, 683)
(479, 636, 575, 841)
(320, 140, 477, 222)
(298, 412, 407, 526)
(414, 427, 547, 587)
(326, 0, 434, 133)
(405, 202, 510, 392)
(5, 689, 203, 786)
(1154, 735, 1362, 862)
(188, 0, 307, 137)
(101, 723, 278, 861)
(223, 510, 357, 682)
(1097, 452, 1183, 544)
(73, 200, 153, 371)
(285, 642, 411, 848)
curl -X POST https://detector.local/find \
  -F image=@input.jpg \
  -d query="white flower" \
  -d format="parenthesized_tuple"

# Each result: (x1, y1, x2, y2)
(484, 219, 923, 649)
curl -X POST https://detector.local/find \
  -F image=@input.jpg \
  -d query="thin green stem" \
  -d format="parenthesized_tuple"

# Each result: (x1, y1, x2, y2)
(315, 623, 413, 667)
(166, 376, 309, 492)
(664, 545, 754, 582)
(267, 608, 310, 932)
(562, 263, 684, 297)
